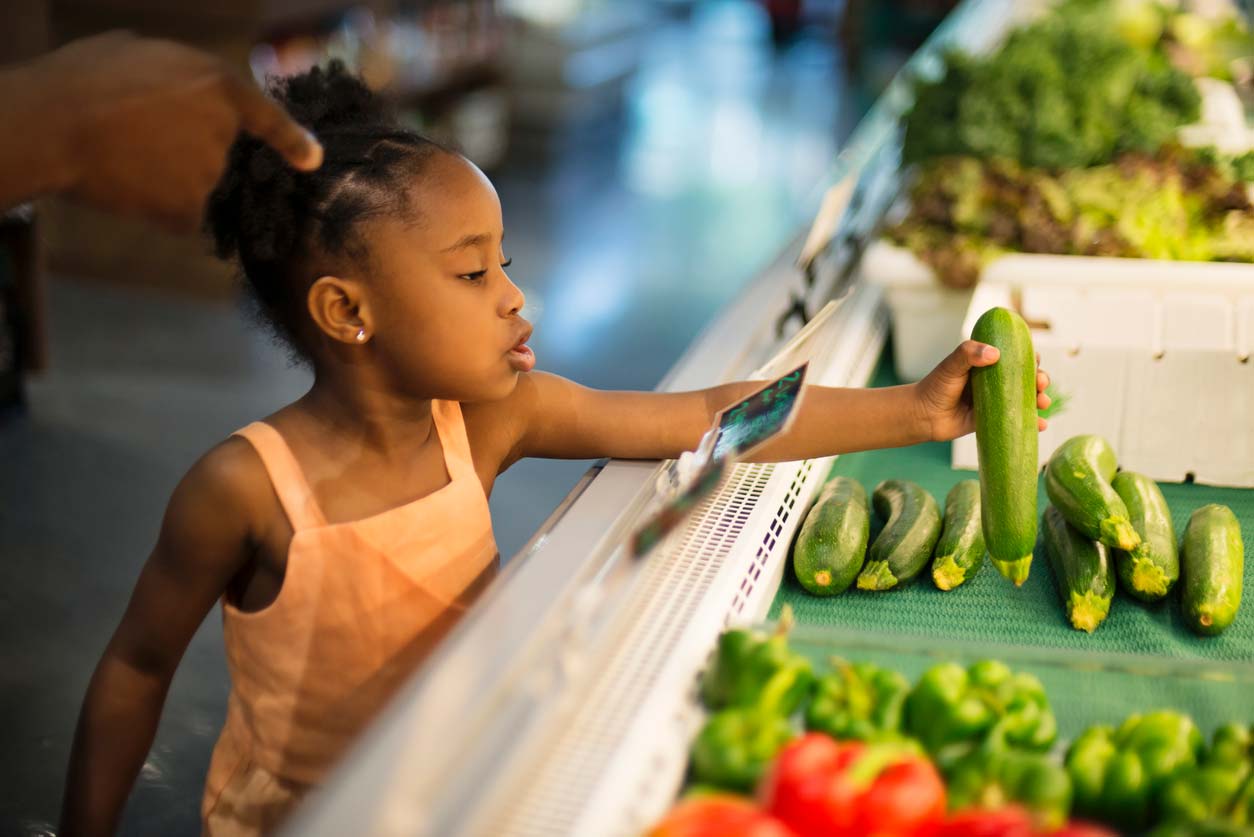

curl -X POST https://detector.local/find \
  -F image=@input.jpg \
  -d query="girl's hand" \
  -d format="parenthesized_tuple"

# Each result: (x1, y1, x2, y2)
(914, 340, 1051, 442)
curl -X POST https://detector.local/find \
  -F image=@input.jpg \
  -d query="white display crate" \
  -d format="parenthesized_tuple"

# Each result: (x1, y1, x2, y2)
(864, 236, 1254, 388)
(950, 254, 1254, 487)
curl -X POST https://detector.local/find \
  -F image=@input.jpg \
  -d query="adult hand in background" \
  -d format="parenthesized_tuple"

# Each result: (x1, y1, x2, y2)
(0, 31, 322, 231)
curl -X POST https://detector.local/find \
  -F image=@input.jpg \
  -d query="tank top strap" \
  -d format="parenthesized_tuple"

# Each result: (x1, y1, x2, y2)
(431, 400, 477, 482)
(231, 422, 328, 532)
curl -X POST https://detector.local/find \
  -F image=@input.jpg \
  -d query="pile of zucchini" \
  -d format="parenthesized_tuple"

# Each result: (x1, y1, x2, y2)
(1042, 434, 1245, 636)
(791, 441, 1245, 638)
(792, 477, 985, 595)
(790, 305, 1245, 638)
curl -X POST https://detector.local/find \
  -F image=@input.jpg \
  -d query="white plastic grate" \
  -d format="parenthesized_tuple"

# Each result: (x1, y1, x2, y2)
(476, 459, 785, 837)
(728, 459, 813, 623)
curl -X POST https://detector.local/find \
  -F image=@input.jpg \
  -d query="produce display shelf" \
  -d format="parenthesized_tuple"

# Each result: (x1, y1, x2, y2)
(769, 346, 1254, 666)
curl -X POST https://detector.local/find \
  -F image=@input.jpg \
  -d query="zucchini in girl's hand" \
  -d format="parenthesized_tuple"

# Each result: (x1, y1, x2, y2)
(1043, 505, 1116, 633)
(971, 307, 1038, 586)
(932, 480, 986, 591)
(1181, 504, 1244, 637)
(1111, 472, 1178, 602)
(1045, 435, 1140, 552)
(857, 480, 941, 591)
(792, 477, 869, 596)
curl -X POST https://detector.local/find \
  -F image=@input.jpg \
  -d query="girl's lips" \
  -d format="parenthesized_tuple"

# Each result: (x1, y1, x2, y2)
(507, 344, 535, 372)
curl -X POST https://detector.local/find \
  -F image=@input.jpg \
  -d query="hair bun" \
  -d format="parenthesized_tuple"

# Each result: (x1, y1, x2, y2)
(205, 61, 391, 264)
(277, 60, 392, 135)
(204, 60, 445, 364)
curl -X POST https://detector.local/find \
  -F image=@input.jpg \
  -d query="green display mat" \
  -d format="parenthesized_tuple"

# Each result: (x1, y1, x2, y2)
(769, 351, 1254, 665)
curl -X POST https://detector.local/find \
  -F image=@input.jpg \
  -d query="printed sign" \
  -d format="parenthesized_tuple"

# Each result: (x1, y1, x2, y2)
(630, 363, 808, 558)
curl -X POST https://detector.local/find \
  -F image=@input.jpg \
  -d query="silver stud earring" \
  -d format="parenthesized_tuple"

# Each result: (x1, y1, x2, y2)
(356, 328, 367, 342)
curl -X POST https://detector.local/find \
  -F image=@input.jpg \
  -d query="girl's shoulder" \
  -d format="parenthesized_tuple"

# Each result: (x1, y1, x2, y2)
(163, 434, 282, 551)
(192, 434, 275, 501)
(119, 435, 284, 651)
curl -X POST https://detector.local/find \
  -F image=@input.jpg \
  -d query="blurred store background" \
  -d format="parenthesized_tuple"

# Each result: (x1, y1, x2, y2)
(0, 0, 959, 833)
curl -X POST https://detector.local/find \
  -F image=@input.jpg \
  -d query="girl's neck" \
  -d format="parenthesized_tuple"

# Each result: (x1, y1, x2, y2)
(298, 375, 437, 458)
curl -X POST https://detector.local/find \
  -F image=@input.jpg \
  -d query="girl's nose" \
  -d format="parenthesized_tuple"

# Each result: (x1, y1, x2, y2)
(503, 275, 525, 317)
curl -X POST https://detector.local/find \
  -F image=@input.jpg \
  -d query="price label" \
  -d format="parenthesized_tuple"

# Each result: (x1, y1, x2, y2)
(630, 362, 808, 558)
(710, 362, 808, 462)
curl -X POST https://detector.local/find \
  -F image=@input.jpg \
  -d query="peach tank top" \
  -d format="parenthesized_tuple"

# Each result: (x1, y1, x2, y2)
(200, 400, 497, 835)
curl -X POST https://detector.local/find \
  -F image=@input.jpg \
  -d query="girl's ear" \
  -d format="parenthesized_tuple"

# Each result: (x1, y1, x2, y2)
(308, 275, 373, 345)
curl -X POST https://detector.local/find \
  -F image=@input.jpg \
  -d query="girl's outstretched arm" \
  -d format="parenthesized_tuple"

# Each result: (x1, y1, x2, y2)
(59, 439, 264, 837)
(494, 341, 1049, 466)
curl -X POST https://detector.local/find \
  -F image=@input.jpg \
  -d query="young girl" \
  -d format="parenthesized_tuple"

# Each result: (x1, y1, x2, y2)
(60, 63, 1049, 836)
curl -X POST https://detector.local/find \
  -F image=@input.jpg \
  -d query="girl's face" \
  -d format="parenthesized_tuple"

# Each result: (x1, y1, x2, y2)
(364, 154, 533, 403)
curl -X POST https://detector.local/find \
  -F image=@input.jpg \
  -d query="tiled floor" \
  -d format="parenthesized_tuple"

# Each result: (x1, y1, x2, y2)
(0, 4, 851, 834)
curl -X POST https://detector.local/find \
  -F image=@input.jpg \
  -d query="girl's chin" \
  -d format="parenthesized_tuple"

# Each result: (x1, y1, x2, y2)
(484, 367, 527, 401)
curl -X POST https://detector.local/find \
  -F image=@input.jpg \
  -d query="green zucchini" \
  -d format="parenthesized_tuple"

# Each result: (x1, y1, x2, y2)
(971, 307, 1038, 586)
(792, 477, 870, 596)
(932, 480, 986, 591)
(1181, 504, 1244, 637)
(857, 480, 942, 591)
(1110, 472, 1178, 602)
(1044, 435, 1140, 552)
(1043, 505, 1116, 633)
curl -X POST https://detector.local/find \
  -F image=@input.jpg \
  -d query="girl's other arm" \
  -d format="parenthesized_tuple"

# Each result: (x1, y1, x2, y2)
(499, 342, 1048, 465)
(59, 440, 262, 837)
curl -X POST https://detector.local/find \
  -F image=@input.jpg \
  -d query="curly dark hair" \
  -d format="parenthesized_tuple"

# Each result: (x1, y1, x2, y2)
(206, 61, 452, 362)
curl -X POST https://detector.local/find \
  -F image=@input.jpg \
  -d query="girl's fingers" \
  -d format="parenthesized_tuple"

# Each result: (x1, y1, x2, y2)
(963, 340, 1000, 368)
(1037, 369, 1050, 392)
(938, 341, 999, 383)
(1038, 392, 1051, 410)
(1038, 417, 1048, 432)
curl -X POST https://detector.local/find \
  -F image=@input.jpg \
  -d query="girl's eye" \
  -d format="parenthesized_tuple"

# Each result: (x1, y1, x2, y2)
(459, 258, 511, 283)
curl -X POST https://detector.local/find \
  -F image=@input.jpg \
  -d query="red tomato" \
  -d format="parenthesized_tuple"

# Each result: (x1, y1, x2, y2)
(924, 806, 1037, 837)
(922, 809, 1119, 837)
(760, 733, 947, 837)
(648, 794, 799, 837)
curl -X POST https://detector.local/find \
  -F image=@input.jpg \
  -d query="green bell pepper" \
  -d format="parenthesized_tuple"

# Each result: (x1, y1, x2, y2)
(1066, 710, 1203, 830)
(700, 628, 757, 708)
(690, 706, 795, 791)
(946, 746, 1074, 830)
(1157, 723, 1254, 832)
(1160, 767, 1251, 826)
(690, 655, 813, 791)
(700, 626, 814, 714)
(1209, 724, 1254, 772)
(1152, 813, 1254, 837)
(1235, 777, 1254, 828)
(804, 661, 909, 742)
(904, 660, 1058, 765)
(1237, 773, 1254, 824)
